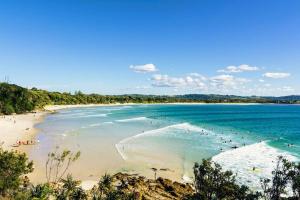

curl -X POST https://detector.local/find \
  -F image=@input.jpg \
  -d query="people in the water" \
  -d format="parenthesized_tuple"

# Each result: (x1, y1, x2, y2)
(287, 143, 294, 147)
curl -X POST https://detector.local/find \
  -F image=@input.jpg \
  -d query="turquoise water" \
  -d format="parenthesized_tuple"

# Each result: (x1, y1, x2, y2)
(30, 104, 300, 185)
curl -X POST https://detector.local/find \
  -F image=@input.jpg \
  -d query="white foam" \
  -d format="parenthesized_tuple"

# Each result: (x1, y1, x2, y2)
(116, 117, 148, 122)
(82, 113, 108, 118)
(115, 123, 210, 160)
(182, 174, 193, 183)
(212, 141, 298, 192)
(89, 122, 114, 127)
(103, 121, 114, 124)
(103, 106, 132, 111)
(120, 123, 206, 144)
(115, 143, 129, 160)
(89, 123, 102, 127)
(59, 113, 109, 119)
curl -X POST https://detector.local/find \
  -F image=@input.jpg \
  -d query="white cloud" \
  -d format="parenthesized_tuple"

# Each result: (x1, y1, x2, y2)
(144, 63, 296, 95)
(151, 73, 251, 93)
(210, 75, 250, 89)
(130, 63, 157, 73)
(279, 86, 294, 92)
(188, 73, 207, 81)
(263, 72, 290, 79)
(211, 74, 234, 82)
(264, 83, 271, 87)
(151, 74, 188, 87)
(135, 86, 151, 89)
(244, 83, 296, 96)
(151, 74, 206, 89)
(218, 64, 259, 73)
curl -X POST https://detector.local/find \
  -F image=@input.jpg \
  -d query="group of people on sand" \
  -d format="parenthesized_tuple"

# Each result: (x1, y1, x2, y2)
(12, 140, 39, 147)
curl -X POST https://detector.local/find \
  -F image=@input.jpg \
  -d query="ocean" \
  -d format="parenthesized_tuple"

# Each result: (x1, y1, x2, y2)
(29, 104, 300, 190)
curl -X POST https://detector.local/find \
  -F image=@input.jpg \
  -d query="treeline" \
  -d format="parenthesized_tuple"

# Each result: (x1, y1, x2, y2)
(176, 94, 300, 104)
(0, 83, 190, 114)
(1, 82, 300, 115)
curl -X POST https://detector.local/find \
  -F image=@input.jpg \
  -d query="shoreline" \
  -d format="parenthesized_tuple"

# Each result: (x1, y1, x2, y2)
(44, 103, 141, 111)
(43, 102, 265, 112)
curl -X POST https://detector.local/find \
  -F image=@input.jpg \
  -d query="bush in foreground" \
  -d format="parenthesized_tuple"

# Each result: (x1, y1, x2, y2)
(0, 148, 33, 197)
(186, 159, 260, 200)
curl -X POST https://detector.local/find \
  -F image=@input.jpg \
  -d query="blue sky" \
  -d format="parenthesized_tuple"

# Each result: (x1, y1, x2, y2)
(0, 0, 299, 96)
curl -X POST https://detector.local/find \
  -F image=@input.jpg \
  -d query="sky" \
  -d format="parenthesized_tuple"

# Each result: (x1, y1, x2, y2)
(0, 0, 299, 96)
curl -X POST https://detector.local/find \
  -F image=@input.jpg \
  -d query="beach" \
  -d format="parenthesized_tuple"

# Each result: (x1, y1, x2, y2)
(0, 112, 47, 150)
(1, 103, 299, 191)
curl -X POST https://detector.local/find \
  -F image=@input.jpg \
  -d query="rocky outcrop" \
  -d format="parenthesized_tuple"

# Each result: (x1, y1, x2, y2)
(113, 173, 194, 200)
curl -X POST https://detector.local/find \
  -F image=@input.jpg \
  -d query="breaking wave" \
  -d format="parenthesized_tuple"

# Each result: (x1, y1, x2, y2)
(212, 141, 298, 192)
(82, 113, 109, 118)
(89, 121, 114, 127)
(115, 123, 211, 160)
(115, 117, 148, 122)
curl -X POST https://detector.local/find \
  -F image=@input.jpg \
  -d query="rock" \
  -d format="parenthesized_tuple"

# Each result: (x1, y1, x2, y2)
(111, 173, 194, 200)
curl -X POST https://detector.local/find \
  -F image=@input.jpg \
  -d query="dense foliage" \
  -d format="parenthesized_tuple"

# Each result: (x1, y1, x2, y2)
(187, 159, 260, 200)
(1, 82, 299, 115)
(189, 158, 300, 200)
(260, 156, 300, 200)
(0, 147, 33, 197)
(0, 83, 35, 114)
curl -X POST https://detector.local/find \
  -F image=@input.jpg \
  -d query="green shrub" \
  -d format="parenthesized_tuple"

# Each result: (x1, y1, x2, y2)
(0, 148, 33, 197)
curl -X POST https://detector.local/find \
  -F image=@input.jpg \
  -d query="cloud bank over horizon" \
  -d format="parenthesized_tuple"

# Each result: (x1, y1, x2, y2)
(130, 63, 295, 96)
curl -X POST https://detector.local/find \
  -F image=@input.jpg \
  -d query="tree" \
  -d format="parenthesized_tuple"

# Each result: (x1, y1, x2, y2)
(56, 174, 87, 200)
(97, 173, 113, 198)
(3, 103, 15, 114)
(190, 159, 260, 200)
(291, 162, 300, 199)
(261, 156, 294, 200)
(0, 147, 33, 197)
(29, 183, 53, 200)
(45, 147, 81, 184)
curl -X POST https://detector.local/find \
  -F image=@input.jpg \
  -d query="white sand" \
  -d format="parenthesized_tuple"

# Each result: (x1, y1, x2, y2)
(44, 103, 139, 111)
(0, 112, 47, 150)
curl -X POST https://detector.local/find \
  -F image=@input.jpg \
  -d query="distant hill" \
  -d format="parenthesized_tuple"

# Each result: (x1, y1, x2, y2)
(175, 94, 300, 103)
(0, 82, 299, 115)
(265, 95, 300, 101)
